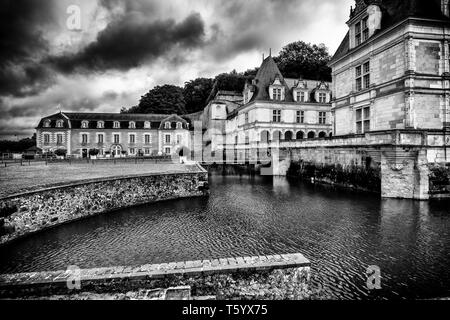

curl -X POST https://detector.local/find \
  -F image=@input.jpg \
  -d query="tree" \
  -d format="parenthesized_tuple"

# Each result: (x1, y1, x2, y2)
(124, 85, 187, 115)
(206, 71, 249, 103)
(274, 41, 332, 81)
(183, 78, 214, 114)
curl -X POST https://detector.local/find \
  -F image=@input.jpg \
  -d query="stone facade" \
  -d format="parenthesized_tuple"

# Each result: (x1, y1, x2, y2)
(0, 171, 209, 245)
(0, 253, 311, 300)
(36, 112, 191, 158)
(199, 57, 332, 164)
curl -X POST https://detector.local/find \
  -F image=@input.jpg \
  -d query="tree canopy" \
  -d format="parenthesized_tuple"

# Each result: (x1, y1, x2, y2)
(122, 41, 332, 115)
(274, 41, 331, 81)
(183, 78, 214, 114)
(123, 84, 187, 114)
(0, 135, 36, 153)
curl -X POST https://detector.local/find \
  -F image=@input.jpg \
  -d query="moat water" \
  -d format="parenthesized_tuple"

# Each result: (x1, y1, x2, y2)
(1, 175, 450, 299)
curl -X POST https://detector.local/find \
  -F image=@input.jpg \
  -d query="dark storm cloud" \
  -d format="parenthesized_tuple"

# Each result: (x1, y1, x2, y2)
(49, 12, 205, 73)
(0, 0, 56, 97)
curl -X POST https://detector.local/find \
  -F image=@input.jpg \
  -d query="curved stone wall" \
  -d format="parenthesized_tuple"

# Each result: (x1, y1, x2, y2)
(0, 171, 209, 245)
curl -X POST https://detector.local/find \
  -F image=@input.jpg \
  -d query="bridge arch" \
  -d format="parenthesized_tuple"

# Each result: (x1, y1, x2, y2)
(296, 131, 304, 140)
(307, 131, 316, 139)
(318, 131, 327, 138)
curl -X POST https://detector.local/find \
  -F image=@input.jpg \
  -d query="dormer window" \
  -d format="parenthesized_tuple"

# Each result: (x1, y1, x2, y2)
(165, 122, 171, 129)
(318, 93, 327, 103)
(81, 120, 89, 128)
(43, 120, 51, 127)
(273, 88, 282, 100)
(296, 91, 307, 102)
(129, 121, 135, 129)
(144, 121, 151, 129)
(113, 121, 120, 128)
(56, 120, 63, 128)
(97, 121, 104, 129)
(355, 17, 368, 46)
(176, 122, 182, 129)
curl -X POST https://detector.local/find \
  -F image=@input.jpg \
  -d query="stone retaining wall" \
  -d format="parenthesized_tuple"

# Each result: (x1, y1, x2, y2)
(0, 170, 209, 245)
(0, 253, 311, 300)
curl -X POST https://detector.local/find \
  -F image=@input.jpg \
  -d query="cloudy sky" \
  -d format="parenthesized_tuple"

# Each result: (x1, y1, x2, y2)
(0, 0, 353, 139)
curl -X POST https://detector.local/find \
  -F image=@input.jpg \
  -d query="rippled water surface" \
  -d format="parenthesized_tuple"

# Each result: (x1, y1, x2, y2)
(1, 175, 450, 299)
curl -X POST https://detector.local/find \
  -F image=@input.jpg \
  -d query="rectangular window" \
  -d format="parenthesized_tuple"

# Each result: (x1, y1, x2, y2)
(245, 135, 249, 145)
(296, 91, 306, 102)
(319, 112, 327, 124)
(164, 147, 171, 154)
(144, 148, 150, 155)
(165, 134, 171, 143)
(273, 88, 282, 100)
(355, 21, 361, 46)
(362, 17, 369, 41)
(318, 93, 327, 103)
(296, 111, 304, 123)
(129, 148, 135, 155)
(176, 134, 182, 144)
(44, 134, 50, 145)
(113, 134, 120, 144)
(356, 61, 370, 91)
(81, 134, 88, 144)
(245, 112, 249, 123)
(144, 134, 151, 145)
(356, 106, 371, 134)
(97, 134, 104, 144)
(272, 110, 281, 122)
(56, 134, 63, 145)
(129, 134, 135, 144)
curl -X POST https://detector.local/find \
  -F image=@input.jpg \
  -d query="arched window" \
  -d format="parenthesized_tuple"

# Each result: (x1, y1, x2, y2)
(318, 131, 327, 138)
(307, 131, 315, 139)
(284, 131, 293, 141)
(56, 120, 63, 128)
(129, 121, 135, 129)
(43, 120, 51, 127)
(176, 122, 182, 129)
(97, 121, 104, 128)
(165, 122, 171, 129)
(81, 120, 89, 128)
(296, 131, 304, 140)
(113, 121, 120, 129)
(260, 130, 270, 143)
(144, 121, 151, 129)
(272, 130, 282, 142)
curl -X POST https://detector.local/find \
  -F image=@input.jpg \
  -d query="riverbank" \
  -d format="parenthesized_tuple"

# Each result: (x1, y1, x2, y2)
(0, 163, 208, 245)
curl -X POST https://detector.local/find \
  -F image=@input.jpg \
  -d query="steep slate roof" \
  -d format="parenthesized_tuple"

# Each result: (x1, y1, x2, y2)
(331, 0, 449, 63)
(248, 56, 294, 102)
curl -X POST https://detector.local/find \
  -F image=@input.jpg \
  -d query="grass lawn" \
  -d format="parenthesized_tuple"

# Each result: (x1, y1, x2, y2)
(0, 162, 201, 198)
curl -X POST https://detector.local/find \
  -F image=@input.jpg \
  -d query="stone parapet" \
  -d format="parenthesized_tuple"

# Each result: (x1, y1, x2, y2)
(0, 253, 311, 299)
(0, 170, 209, 245)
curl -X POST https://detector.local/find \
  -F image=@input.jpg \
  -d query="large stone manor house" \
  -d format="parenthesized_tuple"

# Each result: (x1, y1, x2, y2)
(36, 112, 191, 158)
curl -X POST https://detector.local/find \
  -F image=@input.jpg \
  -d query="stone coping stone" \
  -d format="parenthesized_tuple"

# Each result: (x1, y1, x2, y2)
(0, 253, 310, 289)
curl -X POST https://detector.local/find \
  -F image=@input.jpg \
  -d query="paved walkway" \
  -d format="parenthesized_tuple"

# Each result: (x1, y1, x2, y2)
(0, 162, 202, 198)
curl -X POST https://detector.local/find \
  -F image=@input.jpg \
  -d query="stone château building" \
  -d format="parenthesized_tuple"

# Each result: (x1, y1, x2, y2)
(330, 0, 450, 151)
(202, 56, 332, 163)
(35, 112, 191, 157)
